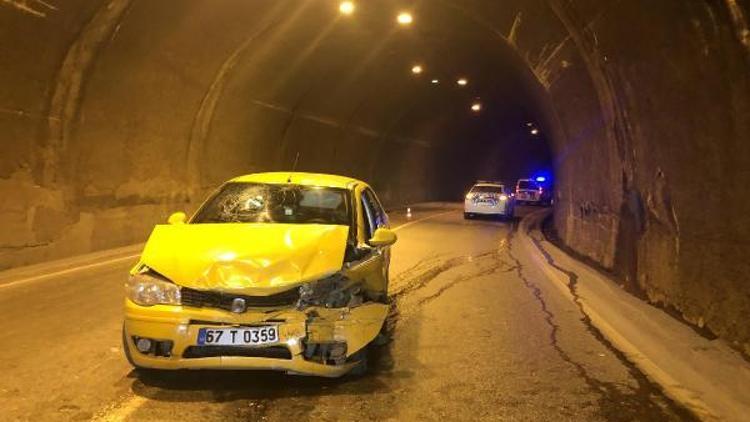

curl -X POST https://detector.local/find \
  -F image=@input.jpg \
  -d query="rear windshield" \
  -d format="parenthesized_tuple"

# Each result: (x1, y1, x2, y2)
(517, 181, 539, 190)
(471, 185, 505, 193)
(192, 183, 351, 225)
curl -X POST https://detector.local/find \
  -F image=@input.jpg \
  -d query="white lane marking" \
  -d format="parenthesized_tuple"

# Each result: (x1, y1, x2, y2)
(0, 254, 140, 290)
(92, 394, 148, 422)
(393, 210, 456, 232)
(0, 209, 455, 290)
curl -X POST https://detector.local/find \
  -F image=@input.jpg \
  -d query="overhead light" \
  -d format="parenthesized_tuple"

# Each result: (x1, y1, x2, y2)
(531, 128, 540, 135)
(431, 79, 439, 84)
(471, 102, 482, 112)
(397, 12, 413, 25)
(457, 78, 468, 86)
(339, 1, 355, 15)
(526, 122, 534, 127)
(411, 65, 423, 74)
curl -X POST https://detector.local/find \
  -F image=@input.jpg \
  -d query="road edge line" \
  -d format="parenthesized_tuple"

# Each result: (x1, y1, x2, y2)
(0, 254, 140, 290)
(392, 210, 456, 232)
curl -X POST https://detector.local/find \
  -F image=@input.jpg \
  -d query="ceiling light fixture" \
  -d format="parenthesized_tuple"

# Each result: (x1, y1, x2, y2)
(397, 12, 413, 25)
(339, 1, 355, 15)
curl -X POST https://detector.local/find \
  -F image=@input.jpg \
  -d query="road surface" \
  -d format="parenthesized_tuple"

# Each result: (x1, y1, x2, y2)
(0, 204, 694, 421)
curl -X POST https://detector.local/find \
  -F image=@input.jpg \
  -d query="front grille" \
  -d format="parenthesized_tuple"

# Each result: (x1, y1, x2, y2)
(182, 346, 292, 360)
(181, 287, 300, 311)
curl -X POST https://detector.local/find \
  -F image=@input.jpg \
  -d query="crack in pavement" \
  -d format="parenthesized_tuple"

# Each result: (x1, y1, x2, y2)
(507, 230, 697, 421)
(390, 250, 498, 300)
(413, 263, 516, 308)
(387, 251, 516, 331)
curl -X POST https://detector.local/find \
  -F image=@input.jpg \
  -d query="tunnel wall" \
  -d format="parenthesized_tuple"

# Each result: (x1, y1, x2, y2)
(524, 0, 750, 356)
(1, 0, 749, 357)
(0, 0, 442, 268)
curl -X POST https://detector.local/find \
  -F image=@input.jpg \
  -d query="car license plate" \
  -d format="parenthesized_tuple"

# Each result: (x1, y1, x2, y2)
(197, 326, 279, 346)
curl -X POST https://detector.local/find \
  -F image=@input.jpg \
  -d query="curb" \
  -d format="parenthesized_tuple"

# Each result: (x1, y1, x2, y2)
(517, 209, 750, 422)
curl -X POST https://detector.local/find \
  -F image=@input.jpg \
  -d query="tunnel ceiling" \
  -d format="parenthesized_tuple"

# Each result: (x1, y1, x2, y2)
(3, 0, 556, 198)
(2, 0, 750, 358)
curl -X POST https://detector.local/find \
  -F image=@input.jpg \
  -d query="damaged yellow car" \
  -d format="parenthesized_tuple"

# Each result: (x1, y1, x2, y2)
(123, 172, 396, 377)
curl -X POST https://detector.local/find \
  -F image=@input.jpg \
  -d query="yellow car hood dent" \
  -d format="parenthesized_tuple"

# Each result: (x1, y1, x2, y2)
(140, 223, 349, 295)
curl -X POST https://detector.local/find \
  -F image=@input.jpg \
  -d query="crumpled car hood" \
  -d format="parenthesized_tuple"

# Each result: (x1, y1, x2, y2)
(139, 223, 349, 295)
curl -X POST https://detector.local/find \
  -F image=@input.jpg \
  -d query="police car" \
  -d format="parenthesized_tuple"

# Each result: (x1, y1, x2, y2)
(464, 181, 515, 219)
(515, 178, 552, 206)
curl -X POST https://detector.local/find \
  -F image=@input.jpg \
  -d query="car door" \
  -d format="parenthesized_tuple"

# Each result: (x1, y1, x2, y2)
(342, 184, 390, 301)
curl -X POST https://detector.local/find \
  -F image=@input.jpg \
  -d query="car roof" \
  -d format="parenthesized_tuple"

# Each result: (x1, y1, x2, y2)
(230, 172, 365, 189)
(473, 183, 505, 188)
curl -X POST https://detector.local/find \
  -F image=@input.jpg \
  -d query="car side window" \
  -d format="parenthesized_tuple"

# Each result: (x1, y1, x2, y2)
(364, 189, 387, 228)
(374, 190, 388, 226)
(361, 193, 376, 241)
(361, 188, 388, 241)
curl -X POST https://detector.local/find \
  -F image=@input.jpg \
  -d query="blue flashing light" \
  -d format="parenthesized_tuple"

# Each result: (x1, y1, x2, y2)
(535, 176, 546, 182)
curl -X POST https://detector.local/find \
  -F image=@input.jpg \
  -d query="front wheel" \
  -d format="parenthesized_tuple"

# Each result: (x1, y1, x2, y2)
(347, 348, 369, 377)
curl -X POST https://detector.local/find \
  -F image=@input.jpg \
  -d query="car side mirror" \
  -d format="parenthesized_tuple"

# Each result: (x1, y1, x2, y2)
(368, 228, 397, 247)
(168, 212, 187, 225)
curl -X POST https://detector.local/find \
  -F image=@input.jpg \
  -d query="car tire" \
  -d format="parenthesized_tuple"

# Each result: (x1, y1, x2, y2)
(464, 212, 473, 219)
(372, 331, 391, 347)
(348, 348, 369, 377)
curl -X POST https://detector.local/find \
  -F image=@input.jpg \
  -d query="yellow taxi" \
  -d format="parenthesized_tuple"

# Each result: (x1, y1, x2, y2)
(123, 172, 397, 377)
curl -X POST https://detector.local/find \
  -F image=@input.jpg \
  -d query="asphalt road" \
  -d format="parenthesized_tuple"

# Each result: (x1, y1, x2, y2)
(0, 204, 694, 421)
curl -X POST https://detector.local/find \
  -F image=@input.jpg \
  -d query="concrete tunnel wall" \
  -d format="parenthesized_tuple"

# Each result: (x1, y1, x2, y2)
(1, 0, 749, 356)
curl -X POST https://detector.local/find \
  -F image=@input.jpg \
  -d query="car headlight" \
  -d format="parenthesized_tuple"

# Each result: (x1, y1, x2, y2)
(499, 194, 509, 201)
(126, 268, 181, 306)
(297, 274, 362, 309)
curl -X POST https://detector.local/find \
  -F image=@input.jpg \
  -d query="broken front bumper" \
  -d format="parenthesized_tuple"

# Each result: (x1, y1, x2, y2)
(123, 299, 388, 377)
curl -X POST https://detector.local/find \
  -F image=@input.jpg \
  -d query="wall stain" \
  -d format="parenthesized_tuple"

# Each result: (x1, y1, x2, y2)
(1, 0, 56, 18)
(725, 0, 750, 50)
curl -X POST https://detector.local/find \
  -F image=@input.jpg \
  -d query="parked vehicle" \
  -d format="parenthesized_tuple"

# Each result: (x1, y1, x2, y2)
(464, 181, 515, 219)
(515, 178, 552, 206)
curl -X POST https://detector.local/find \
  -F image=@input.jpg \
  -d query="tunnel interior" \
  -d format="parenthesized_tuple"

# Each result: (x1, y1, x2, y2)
(1, 0, 749, 358)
